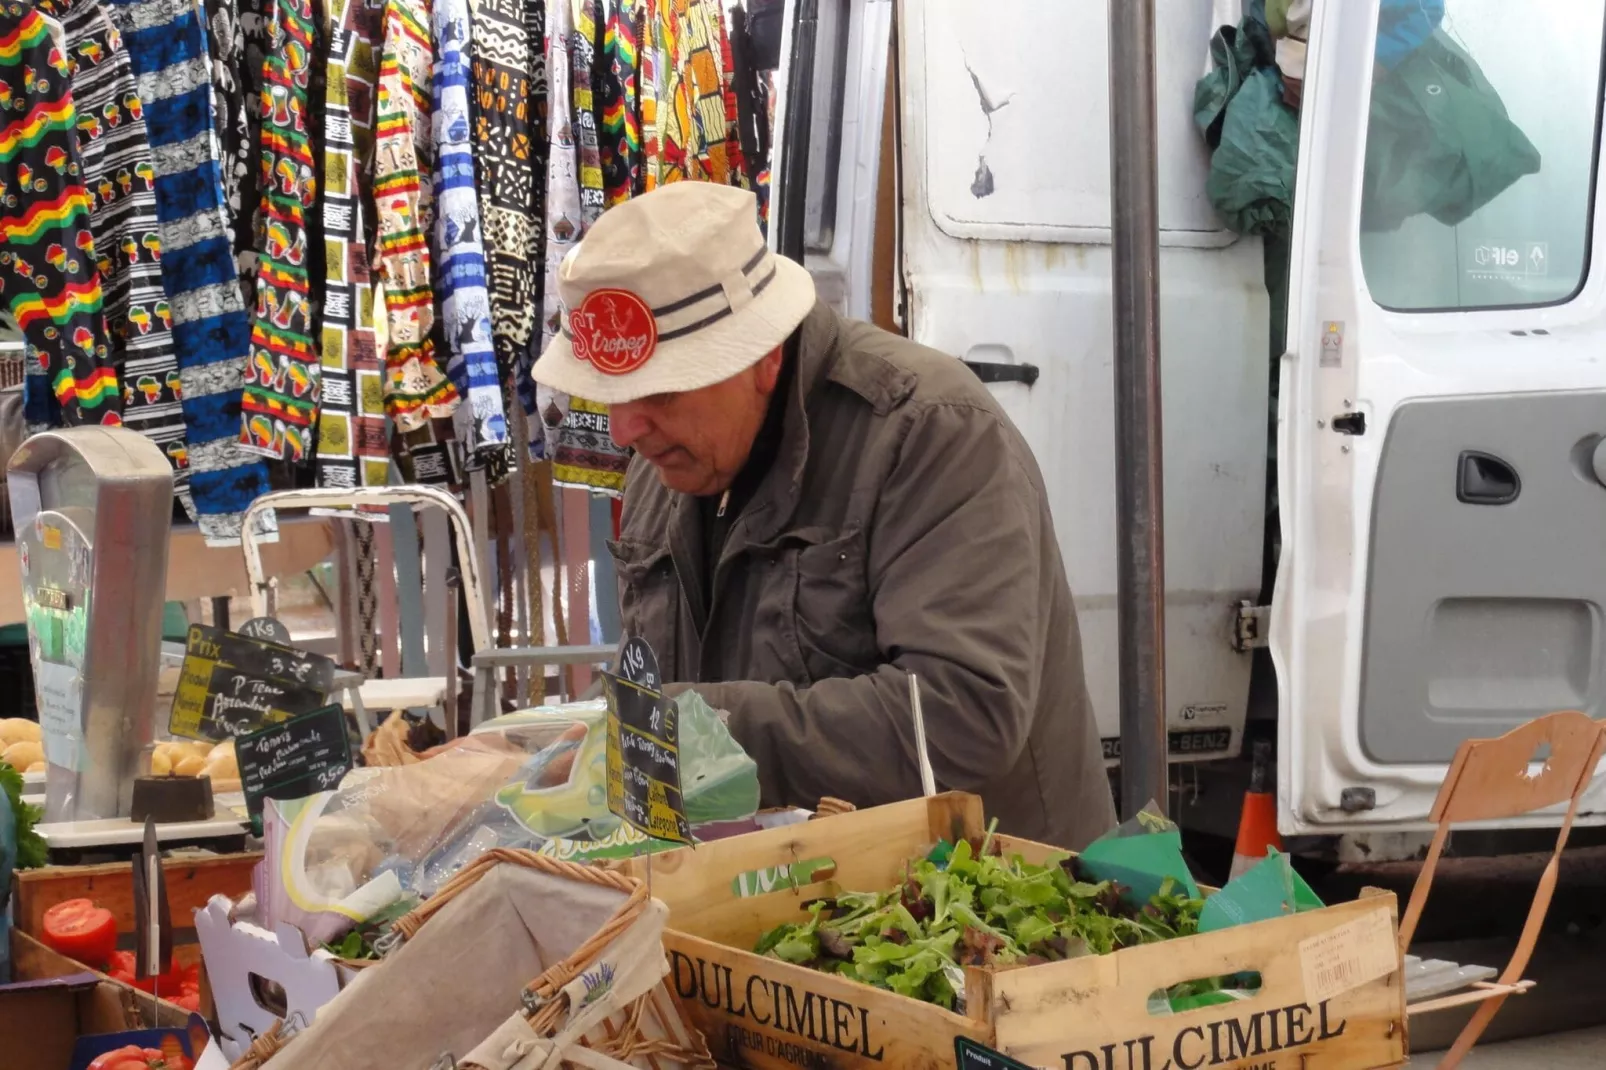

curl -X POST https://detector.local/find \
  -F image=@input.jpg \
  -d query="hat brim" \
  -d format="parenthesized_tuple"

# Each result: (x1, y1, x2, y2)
(531, 255, 818, 405)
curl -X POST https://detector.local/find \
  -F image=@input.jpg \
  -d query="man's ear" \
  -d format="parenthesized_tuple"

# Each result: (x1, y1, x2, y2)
(754, 346, 784, 394)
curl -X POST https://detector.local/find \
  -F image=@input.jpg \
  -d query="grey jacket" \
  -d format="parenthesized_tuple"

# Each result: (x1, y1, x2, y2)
(609, 303, 1116, 848)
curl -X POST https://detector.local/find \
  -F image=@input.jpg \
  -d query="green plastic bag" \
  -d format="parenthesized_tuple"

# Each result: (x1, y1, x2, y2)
(1362, 30, 1540, 233)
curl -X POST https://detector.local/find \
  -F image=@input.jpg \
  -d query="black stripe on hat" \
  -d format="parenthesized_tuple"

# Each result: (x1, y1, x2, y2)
(650, 245, 771, 318)
(561, 246, 778, 345)
(657, 263, 780, 342)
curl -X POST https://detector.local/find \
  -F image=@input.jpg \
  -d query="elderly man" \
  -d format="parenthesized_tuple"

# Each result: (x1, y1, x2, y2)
(533, 182, 1115, 848)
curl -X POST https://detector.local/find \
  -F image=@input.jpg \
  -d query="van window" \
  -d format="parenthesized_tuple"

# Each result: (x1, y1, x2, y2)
(1358, 0, 1606, 312)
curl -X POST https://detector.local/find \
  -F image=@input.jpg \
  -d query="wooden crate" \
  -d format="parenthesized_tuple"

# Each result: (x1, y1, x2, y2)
(622, 794, 1408, 1070)
(13, 851, 259, 945)
(12, 850, 258, 1019)
(11, 929, 203, 1024)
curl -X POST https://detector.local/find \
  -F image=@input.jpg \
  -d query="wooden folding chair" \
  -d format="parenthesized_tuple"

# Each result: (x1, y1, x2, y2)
(1399, 709, 1606, 1069)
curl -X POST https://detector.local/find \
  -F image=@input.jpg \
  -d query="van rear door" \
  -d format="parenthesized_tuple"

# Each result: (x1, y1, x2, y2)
(1275, 0, 1606, 832)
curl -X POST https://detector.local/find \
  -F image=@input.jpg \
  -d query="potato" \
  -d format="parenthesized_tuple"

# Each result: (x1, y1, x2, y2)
(173, 754, 207, 777)
(208, 739, 235, 761)
(205, 750, 239, 781)
(150, 748, 172, 776)
(3, 740, 44, 771)
(0, 719, 40, 746)
(174, 741, 212, 762)
(24, 761, 43, 774)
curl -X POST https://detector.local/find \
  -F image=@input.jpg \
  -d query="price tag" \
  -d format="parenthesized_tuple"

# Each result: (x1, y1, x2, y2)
(169, 623, 336, 741)
(235, 704, 353, 826)
(603, 637, 692, 845)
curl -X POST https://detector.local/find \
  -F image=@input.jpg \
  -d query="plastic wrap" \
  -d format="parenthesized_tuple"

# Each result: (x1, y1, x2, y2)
(262, 692, 760, 943)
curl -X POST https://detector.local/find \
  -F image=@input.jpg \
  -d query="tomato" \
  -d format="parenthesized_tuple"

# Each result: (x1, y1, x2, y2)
(85, 1045, 167, 1070)
(171, 991, 201, 1012)
(41, 898, 117, 968)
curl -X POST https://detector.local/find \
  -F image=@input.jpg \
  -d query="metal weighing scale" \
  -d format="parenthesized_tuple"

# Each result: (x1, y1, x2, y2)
(9, 427, 247, 856)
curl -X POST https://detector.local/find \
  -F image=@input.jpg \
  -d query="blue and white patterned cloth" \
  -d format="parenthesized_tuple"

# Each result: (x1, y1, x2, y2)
(431, 0, 509, 457)
(102, 0, 272, 543)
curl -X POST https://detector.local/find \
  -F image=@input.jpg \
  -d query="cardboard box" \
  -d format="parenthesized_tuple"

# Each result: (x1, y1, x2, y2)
(622, 793, 1409, 1070)
(0, 965, 194, 1068)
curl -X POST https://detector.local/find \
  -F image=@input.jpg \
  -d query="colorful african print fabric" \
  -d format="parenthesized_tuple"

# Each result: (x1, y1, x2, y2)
(431, 0, 507, 457)
(660, 0, 739, 186)
(638, 0, 661, 191)
(598, 0, 638, 207)
(571, 0, 604, 225)
(374, 0, 457, 432)
(314, 0, 389, 490)
(547, 0, 632, 495)
(470, 0, 541, 449)
(46, 0, 192, 512)
(0, 1, 120, 429)
(239, 0, 320, 462)
(103, 0, 272, 543)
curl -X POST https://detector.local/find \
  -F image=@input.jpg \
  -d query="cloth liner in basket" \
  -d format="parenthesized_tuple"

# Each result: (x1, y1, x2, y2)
(234, 849, 714, 1070)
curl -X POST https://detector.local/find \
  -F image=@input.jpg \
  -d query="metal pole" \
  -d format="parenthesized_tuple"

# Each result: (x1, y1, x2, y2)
(1108, 0, 1168, 818)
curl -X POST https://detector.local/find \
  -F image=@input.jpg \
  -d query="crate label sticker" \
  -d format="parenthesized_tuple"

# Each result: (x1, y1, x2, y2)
(1298, 907, 1397, 1002)
(731, 857, 835, 898)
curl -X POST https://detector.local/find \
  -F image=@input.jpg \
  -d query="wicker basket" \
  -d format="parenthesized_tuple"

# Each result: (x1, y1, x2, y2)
(233, 849, 714, 1070)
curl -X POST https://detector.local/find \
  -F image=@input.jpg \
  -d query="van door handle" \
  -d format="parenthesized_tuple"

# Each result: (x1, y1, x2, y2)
(1457, 451, 1520, 505)
(964, 361, 1040, 386)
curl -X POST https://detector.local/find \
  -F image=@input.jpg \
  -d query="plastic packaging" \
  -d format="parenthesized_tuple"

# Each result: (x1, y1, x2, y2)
(262, 692, 760, 943)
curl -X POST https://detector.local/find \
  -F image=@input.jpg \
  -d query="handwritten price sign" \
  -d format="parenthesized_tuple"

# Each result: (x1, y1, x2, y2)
(236, 703, 354, 827)
(169, 624, 336, 741)
(603, 637, 692, 845)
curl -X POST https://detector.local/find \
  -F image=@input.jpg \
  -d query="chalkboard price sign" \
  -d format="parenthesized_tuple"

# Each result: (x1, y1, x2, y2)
(236, 704, 353, 825)
(170, 624, 337, 741)
(603, 637, 691, 845)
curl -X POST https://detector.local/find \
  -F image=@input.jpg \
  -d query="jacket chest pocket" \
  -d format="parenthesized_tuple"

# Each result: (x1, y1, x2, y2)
(765, 526, 878, 685)
(607, 539, 679, 676)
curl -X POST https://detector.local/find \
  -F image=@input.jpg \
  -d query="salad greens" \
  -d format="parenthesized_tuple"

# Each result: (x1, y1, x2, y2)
(754, 831, 1205, 1010)
(0, 763, 47, 870)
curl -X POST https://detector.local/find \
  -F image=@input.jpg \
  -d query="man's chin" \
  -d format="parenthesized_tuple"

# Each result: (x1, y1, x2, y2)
(652, 463, 718, 497)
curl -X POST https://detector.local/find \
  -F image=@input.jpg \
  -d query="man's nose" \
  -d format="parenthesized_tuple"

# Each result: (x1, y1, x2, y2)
(610, 401, 650, 449)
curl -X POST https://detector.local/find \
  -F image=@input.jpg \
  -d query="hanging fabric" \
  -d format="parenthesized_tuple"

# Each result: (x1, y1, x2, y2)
(546, 0, 629, 495)
(532, 0, 577, 461)
(315, 0, 390, 490)
(0, 1, 120, 430)
(598, 0, 639, 207)
(469, 0, 543, 454)
(571, 0, 605, 224)
(201, 0, 250, 258)
(240, 0, 321, 462)
(431, 0, 510, 459)
(103, 0, 272, 543)
(659, 0, 743, 187)
(637, 0, 661, 191)
(374, 0, 459, 432)
(47, 0, 194, 513)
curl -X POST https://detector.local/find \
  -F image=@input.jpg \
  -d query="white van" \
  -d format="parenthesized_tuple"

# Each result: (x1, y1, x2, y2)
(768, 0, 1606, 849)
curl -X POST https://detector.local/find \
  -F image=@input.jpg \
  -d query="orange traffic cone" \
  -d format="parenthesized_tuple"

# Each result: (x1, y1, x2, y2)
(1229, 740, 1282, 880)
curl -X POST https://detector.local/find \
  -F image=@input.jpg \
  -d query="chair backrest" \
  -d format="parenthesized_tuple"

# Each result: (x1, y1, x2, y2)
(240, 487, 491, 672)
(1432, 709, 1606, 825)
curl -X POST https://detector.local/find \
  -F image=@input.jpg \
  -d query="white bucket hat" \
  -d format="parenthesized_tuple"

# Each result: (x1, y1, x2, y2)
(531, 182, 817, 405)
